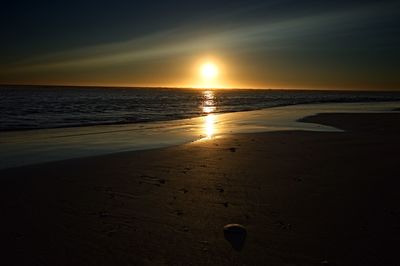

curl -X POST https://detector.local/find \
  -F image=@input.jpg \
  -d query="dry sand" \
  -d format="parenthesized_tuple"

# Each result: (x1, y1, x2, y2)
(1, 112, 400, 265)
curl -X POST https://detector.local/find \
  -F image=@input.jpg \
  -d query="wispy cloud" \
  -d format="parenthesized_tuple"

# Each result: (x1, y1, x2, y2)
(1, 1, 397, 75)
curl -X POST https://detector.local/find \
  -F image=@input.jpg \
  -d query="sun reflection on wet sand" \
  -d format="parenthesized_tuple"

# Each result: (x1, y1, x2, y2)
(205, 114, 215, 139)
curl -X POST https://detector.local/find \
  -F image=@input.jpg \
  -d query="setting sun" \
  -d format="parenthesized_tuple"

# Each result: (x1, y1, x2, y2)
(201, 63, 218, 79)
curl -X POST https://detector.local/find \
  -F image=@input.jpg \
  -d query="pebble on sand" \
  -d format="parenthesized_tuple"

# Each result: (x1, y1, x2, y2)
(223, 224, 247, 251)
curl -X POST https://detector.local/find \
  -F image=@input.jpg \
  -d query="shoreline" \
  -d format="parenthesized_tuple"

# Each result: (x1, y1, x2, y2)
(1, 101, 399, 170)
(1, 111, 400, 265)
(1, 100, 400, 133)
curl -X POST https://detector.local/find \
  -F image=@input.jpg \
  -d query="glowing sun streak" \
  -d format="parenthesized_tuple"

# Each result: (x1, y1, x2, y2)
(201, 63, 218, 79)
(205, 114, 215, 139)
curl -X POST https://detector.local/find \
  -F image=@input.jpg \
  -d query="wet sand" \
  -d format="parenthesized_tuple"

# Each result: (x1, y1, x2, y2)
(1, 112, 400, 265)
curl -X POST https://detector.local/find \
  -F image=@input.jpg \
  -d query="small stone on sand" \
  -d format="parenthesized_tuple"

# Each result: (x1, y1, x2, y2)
(223, 224, 247, 251)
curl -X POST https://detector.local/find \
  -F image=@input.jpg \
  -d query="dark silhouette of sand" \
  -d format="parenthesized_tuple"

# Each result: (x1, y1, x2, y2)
(1, 112, 399, 265)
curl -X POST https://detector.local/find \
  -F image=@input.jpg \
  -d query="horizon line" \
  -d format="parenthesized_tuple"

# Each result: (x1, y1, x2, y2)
(0, 83, 399, 92)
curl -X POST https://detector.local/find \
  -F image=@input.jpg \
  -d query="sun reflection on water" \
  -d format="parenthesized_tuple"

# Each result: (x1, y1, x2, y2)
(202, 90, 216, 113)
(202, 90, 217, 139)
(203, 106, 216, 113)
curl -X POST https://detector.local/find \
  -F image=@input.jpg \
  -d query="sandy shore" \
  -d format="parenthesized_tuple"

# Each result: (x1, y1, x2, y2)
(1, 112, 400, 265)
(3, 101, 400, 170)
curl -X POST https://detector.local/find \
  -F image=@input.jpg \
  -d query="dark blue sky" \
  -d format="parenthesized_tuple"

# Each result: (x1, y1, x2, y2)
(1, 0, 399, 89)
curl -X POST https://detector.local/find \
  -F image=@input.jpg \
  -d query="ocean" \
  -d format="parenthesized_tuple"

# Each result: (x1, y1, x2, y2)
(1, 85, 400, 131)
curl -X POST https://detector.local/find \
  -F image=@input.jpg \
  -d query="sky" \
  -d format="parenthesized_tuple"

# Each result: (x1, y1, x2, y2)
(0, 0, 399, 90)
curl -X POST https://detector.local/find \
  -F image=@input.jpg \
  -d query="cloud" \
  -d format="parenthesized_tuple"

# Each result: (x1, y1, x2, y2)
(1, 1, 397, 75)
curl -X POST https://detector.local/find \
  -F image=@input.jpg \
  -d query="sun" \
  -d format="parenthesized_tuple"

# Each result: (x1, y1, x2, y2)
(201, 63, 218, 79)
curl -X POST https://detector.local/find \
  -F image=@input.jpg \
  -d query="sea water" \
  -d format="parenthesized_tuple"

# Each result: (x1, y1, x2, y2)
(1, 85, 400, 131)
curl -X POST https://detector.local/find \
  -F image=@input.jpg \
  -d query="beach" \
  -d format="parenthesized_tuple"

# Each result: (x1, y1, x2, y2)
(1, 109, 400, 265)
(2, 0, 400, 264)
